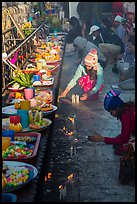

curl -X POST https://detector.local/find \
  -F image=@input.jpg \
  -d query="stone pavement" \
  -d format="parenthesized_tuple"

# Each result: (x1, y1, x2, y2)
(41, 51, 135, 202)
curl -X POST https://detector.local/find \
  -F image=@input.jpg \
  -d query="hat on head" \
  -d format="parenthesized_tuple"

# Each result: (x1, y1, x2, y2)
(89, 48, 98, 57)
(89, 25, 100, 35)
(73, 37, 87, 49)
(114, 15, 122, 23)
(104, 89, 124, 111)
(84, 48, 98, 67)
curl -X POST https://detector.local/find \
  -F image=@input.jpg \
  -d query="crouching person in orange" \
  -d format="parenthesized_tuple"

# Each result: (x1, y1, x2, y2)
(88, 89, 135, 155)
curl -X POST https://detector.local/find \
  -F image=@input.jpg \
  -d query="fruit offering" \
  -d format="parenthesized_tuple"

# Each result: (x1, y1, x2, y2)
(15, 92, 24, 99)
(9, 123, 22, 132)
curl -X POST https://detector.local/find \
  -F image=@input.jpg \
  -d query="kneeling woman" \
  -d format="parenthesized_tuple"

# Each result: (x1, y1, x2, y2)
(59, 49, 104, 101)
(88, 89, 135, 155)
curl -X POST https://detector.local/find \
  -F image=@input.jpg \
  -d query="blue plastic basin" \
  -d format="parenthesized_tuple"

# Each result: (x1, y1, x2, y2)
(2, 193, 17, 202)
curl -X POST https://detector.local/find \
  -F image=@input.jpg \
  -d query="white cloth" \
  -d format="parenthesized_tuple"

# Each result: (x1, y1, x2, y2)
(123, 2, 135, 13)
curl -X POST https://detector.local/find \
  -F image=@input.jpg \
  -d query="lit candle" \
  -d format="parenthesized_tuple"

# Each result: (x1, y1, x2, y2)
(76, 94, 80, 103)
(67, 173, 74, 180)
(67, 173, 74, 188)
(45, 175, 48, 182)
(68, 117, 75, 125)
(70, 146, 73, 157)
(48, 172, 52, 179)
(59, 185, 67, 199)
(74, 138, 78, 143)
(72, 94, 75, 103)
(59, 185, 63, 200)
(62, 186, 67, 198)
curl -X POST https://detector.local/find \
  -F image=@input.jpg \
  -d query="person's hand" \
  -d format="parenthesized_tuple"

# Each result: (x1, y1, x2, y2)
(59, 91, 67, 98)
(88, 134, 104, 142)
(58, 87, 71, 102)
(80, 93, 88, 101)
(59, 87, 70, 99)
(58, 91, 66, 102)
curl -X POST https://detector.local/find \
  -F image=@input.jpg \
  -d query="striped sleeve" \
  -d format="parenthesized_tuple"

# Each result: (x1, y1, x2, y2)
(67, 64, 85, 89)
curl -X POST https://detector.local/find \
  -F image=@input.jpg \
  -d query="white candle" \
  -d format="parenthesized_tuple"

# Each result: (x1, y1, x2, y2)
(76, 94, 79, 103)
(72, 94, 75, 103)
(70, 146, 73, 157)
(62, 186, 67, 198)
(74, 146, 76, 155)
(59, 189, 62, 200)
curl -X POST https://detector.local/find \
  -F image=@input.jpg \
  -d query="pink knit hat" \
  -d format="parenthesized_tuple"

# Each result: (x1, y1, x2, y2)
(84, 49, 98, 69)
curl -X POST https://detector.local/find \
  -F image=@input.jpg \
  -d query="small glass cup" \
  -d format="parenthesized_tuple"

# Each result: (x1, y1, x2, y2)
(37, 62, 42, 70)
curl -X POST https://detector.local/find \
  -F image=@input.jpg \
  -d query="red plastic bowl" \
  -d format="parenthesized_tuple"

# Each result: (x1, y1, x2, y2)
(9, 115, 20, 124)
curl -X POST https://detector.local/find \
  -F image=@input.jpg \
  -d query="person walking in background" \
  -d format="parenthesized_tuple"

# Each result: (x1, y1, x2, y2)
(77, 2, 93, 34)
(88, 89, 135, 155)
(65, 16, 82, 55)
(59, 49, 104, 101)
(66, 16, 82, 44)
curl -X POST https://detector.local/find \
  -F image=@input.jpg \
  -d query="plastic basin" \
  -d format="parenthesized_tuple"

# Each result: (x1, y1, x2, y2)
(2, 193, 17, 202)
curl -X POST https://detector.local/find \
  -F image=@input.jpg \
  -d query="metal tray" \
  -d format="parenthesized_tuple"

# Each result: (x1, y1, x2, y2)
(2, 132, 41, 162)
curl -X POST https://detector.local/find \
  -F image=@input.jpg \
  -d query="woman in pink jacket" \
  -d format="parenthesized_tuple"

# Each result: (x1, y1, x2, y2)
(88, 89, 135, 155)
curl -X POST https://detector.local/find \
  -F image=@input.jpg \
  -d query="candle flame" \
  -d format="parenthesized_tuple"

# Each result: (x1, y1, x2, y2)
(48, 173, 52, 179)
(45, 172, 52, 182)
(68, 117, 75, 124)
(67, 173, 74, 180)
(55, 113, 59, 118)
(66, 131, 73, 136)
(63, 127, 74, 136)
(59, 185, 63, 190)
(45, 176, 48, 182)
